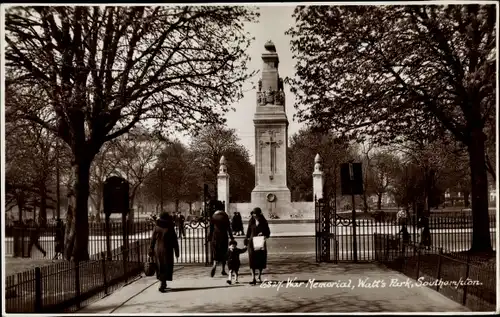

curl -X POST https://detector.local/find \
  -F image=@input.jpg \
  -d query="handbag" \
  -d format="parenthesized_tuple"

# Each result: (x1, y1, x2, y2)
(252, 236, 266, 251)
(144, 256, 157, 277)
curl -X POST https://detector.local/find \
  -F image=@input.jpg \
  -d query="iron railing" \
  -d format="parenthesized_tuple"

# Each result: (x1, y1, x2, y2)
(5, 240, 146, 313)
(6, 219, 211, 265)
(315, 210, 495, 263)
(374, 233, 496, 312)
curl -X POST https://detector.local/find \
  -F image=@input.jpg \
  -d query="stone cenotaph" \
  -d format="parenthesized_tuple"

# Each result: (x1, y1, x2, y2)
(251, 41, 292, 218)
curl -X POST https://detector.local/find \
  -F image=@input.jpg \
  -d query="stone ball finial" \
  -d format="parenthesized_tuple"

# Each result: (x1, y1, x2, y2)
(314, 153, 322, 164)
(314, 154, 322, 172)
(264, 40, 276, 52)
(219, 155, 227, 173)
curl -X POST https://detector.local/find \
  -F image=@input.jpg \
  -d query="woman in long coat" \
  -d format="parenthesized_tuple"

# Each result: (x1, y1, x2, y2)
(149, 212, 179, 292)
(209, 201, 234, 277)
(245, 207, 271, 285)
(231, 212, 244, 236)
(419, 216, 432, 250)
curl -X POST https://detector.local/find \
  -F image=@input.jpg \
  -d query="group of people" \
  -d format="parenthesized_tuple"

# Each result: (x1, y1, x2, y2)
(148, 203, 270, 293)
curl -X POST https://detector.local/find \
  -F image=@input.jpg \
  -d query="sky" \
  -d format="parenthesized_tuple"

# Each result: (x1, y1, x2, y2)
(175, 5, 303, 164)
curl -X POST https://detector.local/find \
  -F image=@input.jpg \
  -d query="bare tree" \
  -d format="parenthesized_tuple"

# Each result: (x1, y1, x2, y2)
(111, 127, 164, 225)
(5, 114, 66, 225)
(89, 141, 119, 222)
(5, 6, 259, 260)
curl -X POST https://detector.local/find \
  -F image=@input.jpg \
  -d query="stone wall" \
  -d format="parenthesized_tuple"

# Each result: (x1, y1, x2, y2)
(229, 201, 314, 219)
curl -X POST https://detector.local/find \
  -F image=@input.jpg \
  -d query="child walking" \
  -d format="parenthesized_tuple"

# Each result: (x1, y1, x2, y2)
(226, 240, 247, 285)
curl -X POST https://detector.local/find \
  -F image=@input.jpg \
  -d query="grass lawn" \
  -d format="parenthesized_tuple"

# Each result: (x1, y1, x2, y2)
(5, 245, 146, 313)
(4, 257, 64, 276)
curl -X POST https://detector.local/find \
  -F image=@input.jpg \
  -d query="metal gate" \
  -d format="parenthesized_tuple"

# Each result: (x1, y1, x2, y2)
(173, 184, 217, 266)
(315, 196, 356, 263)
(201, 184, 213, 266)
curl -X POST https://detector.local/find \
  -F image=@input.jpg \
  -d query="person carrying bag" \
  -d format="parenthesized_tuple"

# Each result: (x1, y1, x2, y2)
(244, 207, 271, 285)
(252, 235, 266, 251)
(144, 255, 157, 277)
(149, 212, 180, 293)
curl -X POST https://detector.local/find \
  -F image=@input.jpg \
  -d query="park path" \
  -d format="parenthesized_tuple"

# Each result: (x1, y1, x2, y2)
(79, 255, 470, 314)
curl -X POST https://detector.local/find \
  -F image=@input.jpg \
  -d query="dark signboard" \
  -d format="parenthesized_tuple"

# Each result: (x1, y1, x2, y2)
(103, 176, 130, 215)
(340, 162, 363, 196)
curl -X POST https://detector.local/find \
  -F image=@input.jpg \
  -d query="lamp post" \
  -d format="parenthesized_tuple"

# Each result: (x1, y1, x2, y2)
(56, 138, 61, 221)
(160, 167, 164, 213)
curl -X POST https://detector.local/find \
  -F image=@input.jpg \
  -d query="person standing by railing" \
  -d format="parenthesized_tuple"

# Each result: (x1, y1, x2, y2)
(418, 215, 431, 250)
(399, 224, 410, 255)
(176, 212, 185, 238)
(231, 212, 244, 236)
(28, 220, 47, 258)
(53, 219, 65, 260)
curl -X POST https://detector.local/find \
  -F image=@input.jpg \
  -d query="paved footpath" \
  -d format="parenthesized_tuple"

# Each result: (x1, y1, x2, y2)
(79, 255, 469, 314)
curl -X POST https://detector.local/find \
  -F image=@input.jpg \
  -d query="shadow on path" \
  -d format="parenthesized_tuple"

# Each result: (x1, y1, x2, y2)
(168, 284, 245, 292)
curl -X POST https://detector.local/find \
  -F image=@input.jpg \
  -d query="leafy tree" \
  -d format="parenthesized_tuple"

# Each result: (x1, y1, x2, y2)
(189, 124, 254, 203)
(287, 5, 495, 252)
(181, 151, 205, 211)
(367, 151, 400, 210)
(358, 142, 377, 212)
(394, 135, 472, 211)
(390, 160, 419, 211)
(288, 127, 355, 203)
(5, 6, 258, 260)
(225, 149, 255, 203)
(144, 140, 199, 212)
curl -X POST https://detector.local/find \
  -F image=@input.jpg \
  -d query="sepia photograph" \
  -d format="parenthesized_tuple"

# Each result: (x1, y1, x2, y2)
(1, 2, 498, 314)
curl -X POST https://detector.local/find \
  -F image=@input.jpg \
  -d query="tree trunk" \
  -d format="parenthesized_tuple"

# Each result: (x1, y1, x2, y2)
(17, 193, 25, 223)
(361, 167, 368, 212)
(485, 154, 496, 182)
(90, 194, 102, 223)
(64, 160, 92, 261)
(128, 191, 137, 232)
(38, 187, 47, 227)
(95, 206, 101, 223)
(175, 199, 180, 213)
(377, 194, 382, 210)
(467, 131, 492, 253)
(127, 207, 135, 239)
(463, 190, 470, 208)
(362, 190, 369, 212)
(64, 201, 75, 261)
(18, 204, 23, 223)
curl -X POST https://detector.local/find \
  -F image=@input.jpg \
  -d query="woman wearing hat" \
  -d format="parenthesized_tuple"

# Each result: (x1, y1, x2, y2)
(209, 200, 234, 277)
(245, 207, 271, 285)
(149, 212, 180, 292)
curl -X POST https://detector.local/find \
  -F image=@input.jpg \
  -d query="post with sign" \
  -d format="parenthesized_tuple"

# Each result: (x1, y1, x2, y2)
(340, 162, 363, 262)
(103, 176, 130, 260)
